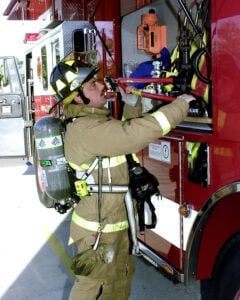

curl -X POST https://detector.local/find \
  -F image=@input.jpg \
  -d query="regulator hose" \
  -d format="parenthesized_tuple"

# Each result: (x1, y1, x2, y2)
(192, 47, 211, 84)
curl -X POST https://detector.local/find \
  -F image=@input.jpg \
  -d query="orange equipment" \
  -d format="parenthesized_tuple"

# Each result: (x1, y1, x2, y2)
(137, 9, 167, 55)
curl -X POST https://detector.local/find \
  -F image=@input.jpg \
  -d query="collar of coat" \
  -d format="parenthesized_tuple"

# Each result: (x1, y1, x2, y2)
(63, 103, 111, 118)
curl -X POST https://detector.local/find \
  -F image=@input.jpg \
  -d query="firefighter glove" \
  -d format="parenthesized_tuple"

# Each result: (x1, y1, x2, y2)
(71, 244, 115, 276)
(188, 98, 207, 117)
(119, 86, 139, 106)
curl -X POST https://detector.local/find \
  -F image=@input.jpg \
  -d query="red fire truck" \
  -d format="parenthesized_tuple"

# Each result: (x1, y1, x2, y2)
(4, 0, 240, 298)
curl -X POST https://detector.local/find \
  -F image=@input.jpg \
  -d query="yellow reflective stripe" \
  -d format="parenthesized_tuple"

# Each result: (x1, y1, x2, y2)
(192, 143, 200, 160)
(63, 91, 78, 105)
(190, 42, 198, 57)
(203, 84, 209, 102)
(170, 44, 179, 64)
(103, 221, 129, 232)
(164, 71, 178, 78)
(69, 155, 127, 171)
(65, 60, 74, 66)
(56, 79, 66, 91)
(187, 142, 201, 164)
(131, 153, 140, 163)
(191, 74, 197, 90)
(131, 89, 142, 97)
(151, 111, 171, 135)
(65, 70, 76, 82)
(68, 236, 74, 245)
(163, 84, 174, 93)
(72, 210, 129, 233)
(102, 156, 126, 168)
(69, 162, 92, 171)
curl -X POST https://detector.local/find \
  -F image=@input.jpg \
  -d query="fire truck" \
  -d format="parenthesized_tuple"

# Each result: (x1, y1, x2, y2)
(3, 0, 240, 298)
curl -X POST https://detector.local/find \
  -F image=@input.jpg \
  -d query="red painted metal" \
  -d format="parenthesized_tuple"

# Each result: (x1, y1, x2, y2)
(3, 0, 18, 16)
(3, 0, 120, 21)
(34, 95, 56, 120)
(117, 77, 174, 84)
(196, 193, 240, 279)
(136, 0, 152, 9)
(144, 230, 183, 271)
(27, 0, 52, 19)
(4, 0, 52, 20)
(137, 91, 175, 102)
(178, 0, 240, 279)
(24, 33, 42, 42)
(141, 139, 184, 270)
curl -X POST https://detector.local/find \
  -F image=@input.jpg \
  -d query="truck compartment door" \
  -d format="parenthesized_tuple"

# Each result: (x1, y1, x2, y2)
(0, 57, 26, 157)
(140, 137, 185, 270)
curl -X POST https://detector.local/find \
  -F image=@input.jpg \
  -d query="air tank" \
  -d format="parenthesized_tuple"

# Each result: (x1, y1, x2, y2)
(34, 115, 71, 205)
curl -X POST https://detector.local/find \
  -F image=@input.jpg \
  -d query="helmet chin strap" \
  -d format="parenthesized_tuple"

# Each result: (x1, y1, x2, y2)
(49, 89, 90, 114)
(78, 89, 90, 105)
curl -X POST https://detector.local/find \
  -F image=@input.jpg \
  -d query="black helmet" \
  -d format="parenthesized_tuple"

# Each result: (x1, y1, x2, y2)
(50, 60, 99, 106)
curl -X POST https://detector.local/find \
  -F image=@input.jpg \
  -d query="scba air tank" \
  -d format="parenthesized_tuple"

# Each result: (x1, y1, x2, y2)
(34, 116, 72, 206)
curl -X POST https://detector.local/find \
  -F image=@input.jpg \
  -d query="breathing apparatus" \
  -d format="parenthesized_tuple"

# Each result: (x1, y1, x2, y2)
(34, 115, 77, 213)
(34, 60, 100, 213)
(126, 154, 160, 234)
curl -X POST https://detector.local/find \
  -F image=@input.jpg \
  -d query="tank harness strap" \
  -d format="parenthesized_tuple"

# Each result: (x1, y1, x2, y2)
(80, 157, 99, 180)
(70, 155, 141, 254)
(92, 156, 103, 250)
(73, 158, 99, 197)
(63, 116, 80, 128)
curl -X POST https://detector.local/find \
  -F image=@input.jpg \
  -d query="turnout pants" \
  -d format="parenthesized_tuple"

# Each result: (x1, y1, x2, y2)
(69, 229, 135, 300)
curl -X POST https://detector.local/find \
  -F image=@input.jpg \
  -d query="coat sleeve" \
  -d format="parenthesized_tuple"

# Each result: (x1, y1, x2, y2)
(64, 98, 188, 165)
(122, 98, 142, 120)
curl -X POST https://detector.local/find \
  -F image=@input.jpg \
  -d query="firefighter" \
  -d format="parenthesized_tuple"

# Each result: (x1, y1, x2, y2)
(50, 59, 195, 300)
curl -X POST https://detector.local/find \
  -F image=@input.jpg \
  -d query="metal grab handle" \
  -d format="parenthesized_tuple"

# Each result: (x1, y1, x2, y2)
(88, 184, 141, 256)
(87, 184, 129, 193)
(117, 77, 176, 102)
(117, 77, 174, 84)
(125, 191, 141, 256)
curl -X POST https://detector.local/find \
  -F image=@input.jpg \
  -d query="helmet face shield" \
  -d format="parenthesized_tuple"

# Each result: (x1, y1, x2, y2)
(50, 60, 99, 105)
(81, 67, 100, 86)
(69, 67, 99, 92)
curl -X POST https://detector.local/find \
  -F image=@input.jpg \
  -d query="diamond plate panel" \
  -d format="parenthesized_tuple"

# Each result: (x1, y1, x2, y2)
(57, 0, 85, 20)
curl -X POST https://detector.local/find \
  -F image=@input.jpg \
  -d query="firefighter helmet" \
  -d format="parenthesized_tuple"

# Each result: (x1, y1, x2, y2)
(50, 60, 99, 105)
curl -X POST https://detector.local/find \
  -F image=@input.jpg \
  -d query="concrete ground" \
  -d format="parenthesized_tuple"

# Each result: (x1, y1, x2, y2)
(0, 157, 201, 300)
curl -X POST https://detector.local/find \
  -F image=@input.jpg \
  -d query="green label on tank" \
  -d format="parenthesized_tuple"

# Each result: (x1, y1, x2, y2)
(40, 160, 52, 167)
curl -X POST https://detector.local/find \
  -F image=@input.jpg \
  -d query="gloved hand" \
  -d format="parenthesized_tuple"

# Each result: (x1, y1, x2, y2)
(71, 244, 115, 276)
(175, 94, 207, 117)
(141, 85, 156, 113)
(188, 98, 208, 117)
(141, 97, 154, 113)
(104, 76, 139, 106)
(176, 93, 196, 104)
(119, 85, 139, 106)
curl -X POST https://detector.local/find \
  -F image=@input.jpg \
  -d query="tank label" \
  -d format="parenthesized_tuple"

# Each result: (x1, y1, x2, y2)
(56, 157, 67, 165)
(36, 135, 63, 149)
(40, 160, 52, 167)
